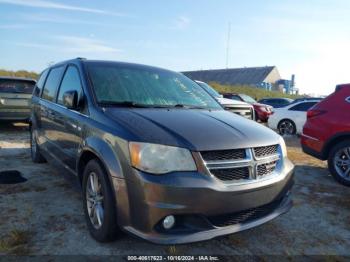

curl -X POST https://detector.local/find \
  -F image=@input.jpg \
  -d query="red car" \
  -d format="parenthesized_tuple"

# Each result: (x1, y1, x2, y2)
(301, 84, 350, 186)
(222, 93, 273, 122)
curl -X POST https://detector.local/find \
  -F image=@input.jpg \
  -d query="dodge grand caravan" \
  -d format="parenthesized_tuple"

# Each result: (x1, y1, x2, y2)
(30, 58, 294, 244)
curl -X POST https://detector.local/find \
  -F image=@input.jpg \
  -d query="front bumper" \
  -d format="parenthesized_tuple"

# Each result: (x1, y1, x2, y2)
(256, 111, 272, 122)
(116, 159, 294, 244)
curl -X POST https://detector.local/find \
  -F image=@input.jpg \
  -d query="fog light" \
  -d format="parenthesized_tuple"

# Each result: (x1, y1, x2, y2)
(163, 215, 175, 229)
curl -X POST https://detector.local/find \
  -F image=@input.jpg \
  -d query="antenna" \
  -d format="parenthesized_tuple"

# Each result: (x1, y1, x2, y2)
(225, 22, 231, 69)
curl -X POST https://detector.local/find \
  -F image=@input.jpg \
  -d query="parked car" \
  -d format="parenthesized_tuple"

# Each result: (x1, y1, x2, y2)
(222, 93, 273, 122)
(258, 98, 293, 108)
(292, 97, 323, 104)
(301, 84, 350, 186)
(195, 81, 255, 120)
(268, 100, 320, 135)
(0, 76, 36, 121)
(30, 58, 294, 244)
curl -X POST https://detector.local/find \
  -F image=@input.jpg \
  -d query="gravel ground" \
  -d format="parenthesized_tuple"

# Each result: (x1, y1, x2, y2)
(0, 122, 349, 257)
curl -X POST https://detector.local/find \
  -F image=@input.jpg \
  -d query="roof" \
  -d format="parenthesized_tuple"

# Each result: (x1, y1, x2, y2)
(0, 76, 36, 82)
(182, 66, 276, 85)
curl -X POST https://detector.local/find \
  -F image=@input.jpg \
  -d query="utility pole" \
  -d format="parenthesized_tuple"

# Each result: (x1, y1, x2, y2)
(225, 22, 231, 69)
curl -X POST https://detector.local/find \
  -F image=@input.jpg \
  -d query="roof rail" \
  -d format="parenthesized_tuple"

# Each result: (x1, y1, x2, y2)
(76, 57, 86, 60)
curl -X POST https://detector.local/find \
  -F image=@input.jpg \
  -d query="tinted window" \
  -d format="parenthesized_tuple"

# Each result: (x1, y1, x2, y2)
(42, 66, 64, 102)
(57, 66, 82, 105)
(227, 95, 242, 101)
(0, 79, 35, 94)
(289, 102, 317, 111)
(87, 63, 221, 110)
(34, 69, 49, 96)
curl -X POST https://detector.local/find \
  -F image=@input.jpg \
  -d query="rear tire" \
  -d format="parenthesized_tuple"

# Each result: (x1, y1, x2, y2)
(328, 140, 350, 187)
(82, 159, 120, 242)
(278, 119, 296, 136)
(30, 127, 46, 163)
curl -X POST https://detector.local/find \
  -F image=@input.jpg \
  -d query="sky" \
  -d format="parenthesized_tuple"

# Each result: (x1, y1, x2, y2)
(1, 0, 350, 95)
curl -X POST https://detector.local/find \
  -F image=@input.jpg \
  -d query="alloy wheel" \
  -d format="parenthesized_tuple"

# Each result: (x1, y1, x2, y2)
(334, 147, 350, 181)
(279, 120, 295, 135)
(86, 172, 105, 229)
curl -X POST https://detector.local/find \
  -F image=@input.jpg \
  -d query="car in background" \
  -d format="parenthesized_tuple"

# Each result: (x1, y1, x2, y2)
(292, 97, 323, 104)
(301, 84, 350, 186)
(258, 98, 293, 108)
(222, 93, 273, 122)
(195, 81, 254, 120)
(268, 100, 319, 135)
(0, 76, 36, 121)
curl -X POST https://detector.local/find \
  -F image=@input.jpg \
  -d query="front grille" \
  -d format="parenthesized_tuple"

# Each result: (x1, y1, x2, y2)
(201, 145, 280, 184)
(210, 167, 249, 181)
(257, 160, 278, 177)
(253, 145, 278, 158)
(207, 198, 283, 227)
(201, 149, 246, 162)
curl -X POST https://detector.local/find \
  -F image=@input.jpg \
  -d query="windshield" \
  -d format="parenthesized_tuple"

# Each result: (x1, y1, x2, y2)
(196, 82, 222, 98)
(239, 94, 256, 103)
(0, 79, 35, 94)
(87, 63, 222, 110)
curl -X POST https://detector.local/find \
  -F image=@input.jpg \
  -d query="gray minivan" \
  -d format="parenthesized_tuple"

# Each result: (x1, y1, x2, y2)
(30, 58, 294, 244)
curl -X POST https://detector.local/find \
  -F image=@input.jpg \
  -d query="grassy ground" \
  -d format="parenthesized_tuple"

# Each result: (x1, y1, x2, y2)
(209, 82, 301, 100)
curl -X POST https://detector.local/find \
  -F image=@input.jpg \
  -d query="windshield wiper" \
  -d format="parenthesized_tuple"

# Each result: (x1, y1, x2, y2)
(98, 101, 152, 108)
(173, 104, 207, 109)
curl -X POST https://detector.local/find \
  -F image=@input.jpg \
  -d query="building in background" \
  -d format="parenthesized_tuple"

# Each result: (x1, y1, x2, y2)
(182, 66, 298, 94)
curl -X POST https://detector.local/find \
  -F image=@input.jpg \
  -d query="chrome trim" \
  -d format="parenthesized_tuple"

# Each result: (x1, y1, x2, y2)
(301, 133, 320, 141)
(201, 146, 281, 185)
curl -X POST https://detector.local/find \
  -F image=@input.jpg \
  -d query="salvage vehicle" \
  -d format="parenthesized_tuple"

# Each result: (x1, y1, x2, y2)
(258, 98, 293, 108)
(30, 58, 294, 244)
(195, 81, 254, 120)
(268, 100, 319, 135)
(302, 84, 350, 186)
(0, 76, 36, 121)
(222, 93, 273, 122)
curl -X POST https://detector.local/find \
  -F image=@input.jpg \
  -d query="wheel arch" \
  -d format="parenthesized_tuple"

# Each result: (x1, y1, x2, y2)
(77, 137, 124, 186)
(322, 132, 350, 158)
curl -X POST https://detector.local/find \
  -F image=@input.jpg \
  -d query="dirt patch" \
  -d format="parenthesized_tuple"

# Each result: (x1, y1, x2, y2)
(0, 122, 349, 256)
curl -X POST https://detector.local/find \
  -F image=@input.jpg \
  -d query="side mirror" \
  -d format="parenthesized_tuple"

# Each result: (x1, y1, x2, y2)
(63, 90, 78, 109)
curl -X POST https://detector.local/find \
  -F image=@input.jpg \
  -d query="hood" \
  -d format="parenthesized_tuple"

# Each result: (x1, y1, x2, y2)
(104, 108, 280, 151)
(217, 97, 252, 107)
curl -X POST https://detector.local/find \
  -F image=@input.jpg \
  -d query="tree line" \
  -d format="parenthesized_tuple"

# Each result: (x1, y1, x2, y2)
(0, 69, 39, 80)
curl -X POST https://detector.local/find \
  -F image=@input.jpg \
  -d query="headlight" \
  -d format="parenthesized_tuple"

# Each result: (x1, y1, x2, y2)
(129, 142, 197, 174)
(278, 136, 288, 157)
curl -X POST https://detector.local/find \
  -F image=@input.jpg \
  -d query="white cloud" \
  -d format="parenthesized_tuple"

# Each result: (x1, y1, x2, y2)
(21, 13, 112, 26)
(173, 16, 191, 29)
(14, 36, 122, 55)
(0, 0, 125, 16)
(56, 36, 121, 53)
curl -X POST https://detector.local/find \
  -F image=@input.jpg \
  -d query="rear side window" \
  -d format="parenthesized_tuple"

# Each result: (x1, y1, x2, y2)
(289, 102, 317, 111)
(34, 69, 49, 96)
(42, 66, 65, 102)
(0, 79, 35, 94)
(57, 66, 82, 105)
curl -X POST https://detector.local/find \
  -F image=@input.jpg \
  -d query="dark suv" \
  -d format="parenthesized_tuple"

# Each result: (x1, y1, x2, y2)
(30, 58, 294, 244)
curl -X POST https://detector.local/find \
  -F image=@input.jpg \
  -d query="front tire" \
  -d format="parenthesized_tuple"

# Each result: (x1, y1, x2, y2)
(82, 159, 120, 242)
(328, 140, 350, 186)
(278, 119, 296, 136)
